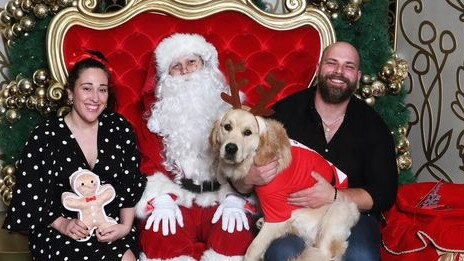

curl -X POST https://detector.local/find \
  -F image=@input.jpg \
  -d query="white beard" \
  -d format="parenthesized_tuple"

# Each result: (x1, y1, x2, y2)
(147, 69, 230, 182)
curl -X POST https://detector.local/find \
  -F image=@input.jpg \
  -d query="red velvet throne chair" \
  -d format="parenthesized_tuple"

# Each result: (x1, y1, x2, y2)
(46, 0, 335, 178)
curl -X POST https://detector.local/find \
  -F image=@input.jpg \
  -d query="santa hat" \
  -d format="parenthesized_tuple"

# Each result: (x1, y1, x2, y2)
(154, 33, 219, 77)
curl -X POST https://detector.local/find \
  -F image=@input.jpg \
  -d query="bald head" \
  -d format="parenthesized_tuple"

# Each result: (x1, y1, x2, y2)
(321, 42, 360, 69)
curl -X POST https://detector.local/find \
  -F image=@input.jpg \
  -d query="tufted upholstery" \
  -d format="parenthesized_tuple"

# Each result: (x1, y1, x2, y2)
(61, 11, 322, 176)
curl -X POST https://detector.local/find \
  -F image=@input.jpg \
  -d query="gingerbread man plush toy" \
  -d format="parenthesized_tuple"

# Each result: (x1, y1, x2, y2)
(62, 169, 117, 241)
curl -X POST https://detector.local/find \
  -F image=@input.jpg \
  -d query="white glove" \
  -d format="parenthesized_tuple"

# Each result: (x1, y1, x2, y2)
(212, 194, 250, 233)
(144, 194, 184, 236)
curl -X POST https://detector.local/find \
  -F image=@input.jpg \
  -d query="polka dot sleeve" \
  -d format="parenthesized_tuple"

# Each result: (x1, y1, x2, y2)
(3, 122, 56, 231)
(104, 113, 146, 209)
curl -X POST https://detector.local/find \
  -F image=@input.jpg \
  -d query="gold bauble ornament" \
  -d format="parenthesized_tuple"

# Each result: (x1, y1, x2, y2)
(0, 176, 3, 188)
(5, 109, 21, 123)
(36, 97, 46, 110)
(18, 78, 34, 95)
(387, 82, 402, 95)
(364, 97, 375, 106)
(397, 153, 412, 170)
(3, 26, 15, 40)
(325, 0, 339, 12)
(0, 10, 13, 26)
(6, 1, 18, 16)
(361, 74, 373, 85)
(12, 23, 24, 37)
(15, 96, 26, 108)
(331, 12, 338, 19)
(398, 126, 408, 136)
(352, 0, 363, 5)
(21, 0, 34, 11)
(3, 174, 15, 187)
(35, 86, 46, 98)
(19, 16, 36, 31)
(7, 39, 16, 47)
(396, 136, 410, 154)
(33, 3, 49, 19)
(371, 80, 386, 97)
(3, 190, 12, 206)
(1, 164, 16, 177)
(1, 187, 11, 200)
(12, 0, 22, 7)
(26, 95, 38, 109)
(379, 63, 396, 82)
(13, 8, 24, 20)
(0, 185, 7, 199)
(33, 69, 50, 86)
(1, 86, 9, 98)
(344, 3, 362, 22)
(5, 97, 17, 108)
(396, 59, 409, 80)
(360, 85, 372, 98)
(7, 81, 19, 95)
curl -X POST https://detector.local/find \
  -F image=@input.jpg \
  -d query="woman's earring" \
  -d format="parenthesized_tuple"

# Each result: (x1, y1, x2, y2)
(67, 98, 73, 106)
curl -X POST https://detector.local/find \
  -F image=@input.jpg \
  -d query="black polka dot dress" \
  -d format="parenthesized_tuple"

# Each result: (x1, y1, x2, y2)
(3, 112, 146, 261)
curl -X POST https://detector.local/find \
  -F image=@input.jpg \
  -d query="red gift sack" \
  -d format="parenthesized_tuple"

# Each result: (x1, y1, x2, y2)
(381, 182, 464, 261)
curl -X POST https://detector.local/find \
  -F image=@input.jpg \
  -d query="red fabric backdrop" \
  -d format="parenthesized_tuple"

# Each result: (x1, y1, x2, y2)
(61, 11, 322, 176)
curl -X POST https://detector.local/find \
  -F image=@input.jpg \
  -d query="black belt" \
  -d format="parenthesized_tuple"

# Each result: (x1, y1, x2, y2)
(180, 178, 221, 193)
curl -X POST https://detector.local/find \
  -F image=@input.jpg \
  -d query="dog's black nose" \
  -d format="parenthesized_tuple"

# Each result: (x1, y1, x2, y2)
(225, 143, 238, 155)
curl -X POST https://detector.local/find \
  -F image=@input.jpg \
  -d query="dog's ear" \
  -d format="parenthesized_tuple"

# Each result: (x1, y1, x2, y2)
(254, 118, 291, 170)
(209, 119, 221, 152)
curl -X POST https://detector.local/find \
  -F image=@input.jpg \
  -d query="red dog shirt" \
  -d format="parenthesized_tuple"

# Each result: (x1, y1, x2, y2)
(255, 139, 348, 223)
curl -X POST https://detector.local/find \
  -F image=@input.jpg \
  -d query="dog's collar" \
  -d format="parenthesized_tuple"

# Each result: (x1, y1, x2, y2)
(180, 178, 221, 194)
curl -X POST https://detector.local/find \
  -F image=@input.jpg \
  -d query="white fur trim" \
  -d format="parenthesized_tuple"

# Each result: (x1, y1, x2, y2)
(200, 249, 243, 261)
(155, 33, 219, 78)
(135, 173, 194, 218)
(140, 252, 196, 261)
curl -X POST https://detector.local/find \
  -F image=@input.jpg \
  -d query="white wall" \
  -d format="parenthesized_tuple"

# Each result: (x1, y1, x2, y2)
(395, 0, 464, 182)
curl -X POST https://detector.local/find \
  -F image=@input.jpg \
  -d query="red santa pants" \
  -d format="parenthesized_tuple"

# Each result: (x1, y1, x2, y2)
(139, 203, 255, 260)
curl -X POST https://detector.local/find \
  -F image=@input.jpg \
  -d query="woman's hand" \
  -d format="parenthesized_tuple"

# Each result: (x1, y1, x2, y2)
(96, 223, 131, 242)
(51, 216, 89, 241)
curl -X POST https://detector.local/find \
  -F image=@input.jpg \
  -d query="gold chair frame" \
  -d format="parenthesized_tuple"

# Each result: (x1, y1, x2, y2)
(46, 0, 335, 86)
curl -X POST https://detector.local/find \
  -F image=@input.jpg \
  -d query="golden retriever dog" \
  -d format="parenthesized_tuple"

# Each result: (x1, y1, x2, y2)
(210, 108, 360, 261)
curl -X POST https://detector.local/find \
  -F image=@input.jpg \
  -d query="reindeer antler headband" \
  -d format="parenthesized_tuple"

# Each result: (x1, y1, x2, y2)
(221, 59, 286, 116)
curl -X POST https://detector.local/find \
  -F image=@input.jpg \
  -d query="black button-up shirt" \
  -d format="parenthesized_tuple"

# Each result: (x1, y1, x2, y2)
(272, 87, 398, 215)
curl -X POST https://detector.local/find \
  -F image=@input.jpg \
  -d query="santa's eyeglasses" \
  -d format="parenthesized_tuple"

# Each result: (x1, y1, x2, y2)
(169, 55, 204, 76)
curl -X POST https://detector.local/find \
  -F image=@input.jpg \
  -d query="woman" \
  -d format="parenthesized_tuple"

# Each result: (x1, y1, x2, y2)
(3, 50, 146, 260)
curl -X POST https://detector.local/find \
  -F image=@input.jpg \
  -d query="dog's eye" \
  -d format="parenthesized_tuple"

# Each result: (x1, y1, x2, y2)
(224, 124, 232, 131)
(243, 129, 252, 136)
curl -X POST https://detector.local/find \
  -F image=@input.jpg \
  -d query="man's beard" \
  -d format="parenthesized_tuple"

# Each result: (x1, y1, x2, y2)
(318, 73, 357, 104)
(147, 69, 230, 181)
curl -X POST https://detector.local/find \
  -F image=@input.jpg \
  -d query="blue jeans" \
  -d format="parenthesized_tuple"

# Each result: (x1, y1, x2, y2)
(264, 213, 381, 261)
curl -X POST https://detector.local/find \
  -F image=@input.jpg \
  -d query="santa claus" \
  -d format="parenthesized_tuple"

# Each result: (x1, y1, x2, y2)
(136, 33, 254, 261)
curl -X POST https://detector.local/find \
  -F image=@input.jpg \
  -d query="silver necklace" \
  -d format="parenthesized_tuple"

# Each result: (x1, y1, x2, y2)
(321, 114, 345, 136)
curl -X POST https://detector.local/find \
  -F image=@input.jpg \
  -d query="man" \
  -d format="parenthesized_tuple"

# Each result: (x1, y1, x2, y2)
(135, 33, 254, 261)
(236, 42, 398, 260)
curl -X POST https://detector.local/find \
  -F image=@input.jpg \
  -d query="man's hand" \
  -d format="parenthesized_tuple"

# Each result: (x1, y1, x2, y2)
(288, 172, 336, 208)
(144, 194, 184, 236)
(245, 157, 280, 186)
(212, 194, 250, 233)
